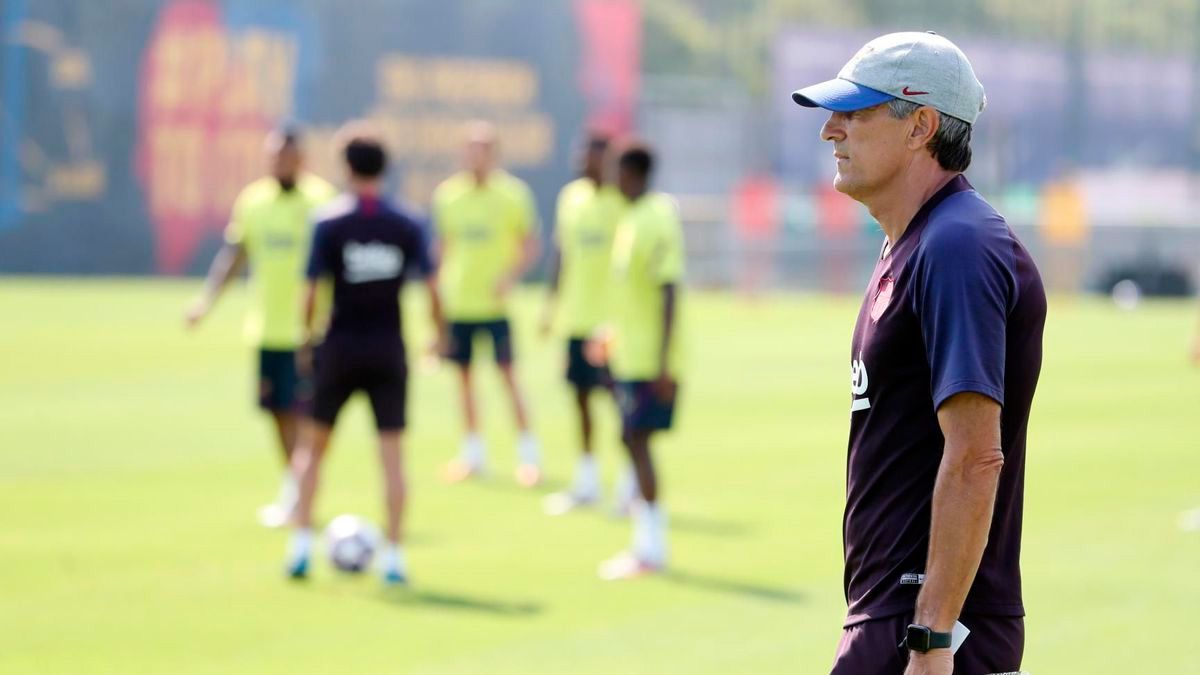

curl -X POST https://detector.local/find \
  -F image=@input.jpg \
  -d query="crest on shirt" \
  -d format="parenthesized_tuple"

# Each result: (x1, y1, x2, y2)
(870, 275, 894, 322)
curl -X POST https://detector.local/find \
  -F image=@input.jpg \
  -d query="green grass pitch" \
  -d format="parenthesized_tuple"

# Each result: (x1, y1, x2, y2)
(1, 278, 1197, 674)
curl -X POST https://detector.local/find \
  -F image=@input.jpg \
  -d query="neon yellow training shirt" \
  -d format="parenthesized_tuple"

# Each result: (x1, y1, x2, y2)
(433, 170, 537, 322)
(609, 192, 685, 381)
(224, 173, 337, 349)
(555, 178, 626, 337)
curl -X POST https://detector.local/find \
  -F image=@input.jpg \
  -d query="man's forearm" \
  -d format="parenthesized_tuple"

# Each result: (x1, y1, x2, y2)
(658, 284, 676, 376)
(301, 281, 318, 339)
(914, 448, 1004, 631)
(201, 244, 245, 302)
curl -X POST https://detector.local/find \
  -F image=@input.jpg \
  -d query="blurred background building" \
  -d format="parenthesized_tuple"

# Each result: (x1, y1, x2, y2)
(3, 0, 1199, 295)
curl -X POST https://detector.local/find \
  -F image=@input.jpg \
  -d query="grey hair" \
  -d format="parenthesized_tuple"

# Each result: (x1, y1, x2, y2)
(886, 99, 972, 172)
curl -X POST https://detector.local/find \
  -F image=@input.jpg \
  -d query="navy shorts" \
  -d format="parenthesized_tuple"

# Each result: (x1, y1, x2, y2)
(258, 349, 299, 412)
(446, 320, 513, 366)
(616, 380, 678, 438)
(566, 338, 610, 390)
(830, 613, 1024, 675)
(311, 338, 408, 431)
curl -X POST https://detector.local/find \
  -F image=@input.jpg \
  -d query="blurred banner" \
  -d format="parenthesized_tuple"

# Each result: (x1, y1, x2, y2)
(0, 0, 640, 275)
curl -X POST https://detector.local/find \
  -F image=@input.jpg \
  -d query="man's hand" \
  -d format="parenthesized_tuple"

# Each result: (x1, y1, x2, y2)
(584, 327, 613, 367)
(495, 275, 516, 302)
(904, 650, 953, 675)
(652, 372, 676, 403)
(296, 338, 315, 377)
(184, 296, 211, 330)
(430, 325, 450, 359)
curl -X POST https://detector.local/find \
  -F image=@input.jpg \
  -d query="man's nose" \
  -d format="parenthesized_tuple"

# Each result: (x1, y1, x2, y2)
(820, 113, 844, 142)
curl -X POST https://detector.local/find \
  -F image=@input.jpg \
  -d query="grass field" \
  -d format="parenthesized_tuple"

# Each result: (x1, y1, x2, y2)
(1, 278, 1198, 674)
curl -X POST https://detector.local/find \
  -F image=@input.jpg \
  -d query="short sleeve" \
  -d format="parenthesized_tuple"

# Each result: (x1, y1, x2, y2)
(912, 220, 1016, 409)
(306, 221, 332, 280)
(651, 200, 685, 284)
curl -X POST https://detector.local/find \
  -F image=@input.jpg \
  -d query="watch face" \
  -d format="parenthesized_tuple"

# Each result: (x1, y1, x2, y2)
(906, 625, 931, 652)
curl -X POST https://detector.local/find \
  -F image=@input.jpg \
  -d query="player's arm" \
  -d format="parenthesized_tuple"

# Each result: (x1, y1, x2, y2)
(541, 241, 562, 336)
(185, 242, 247, 328)
(654, 283, 677, 398)
(910, 392, 1004, 644)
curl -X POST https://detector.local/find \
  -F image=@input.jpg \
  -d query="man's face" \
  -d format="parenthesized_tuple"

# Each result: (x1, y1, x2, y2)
(616, 165, 644, 201)
(819, 102, 911, 201)
(465, 139, 496, 174)
(580, 142, 607, 179)
(271, 144, 302, 184)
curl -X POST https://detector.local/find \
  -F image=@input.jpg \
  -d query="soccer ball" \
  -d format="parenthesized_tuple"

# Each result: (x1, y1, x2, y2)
(324, 514, 380, 573)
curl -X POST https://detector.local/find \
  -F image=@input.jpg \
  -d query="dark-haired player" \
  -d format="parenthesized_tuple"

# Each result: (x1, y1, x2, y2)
(593, 142, 685, 579)
(286, 123, 444, 585)
(541, 132, 633, 515)
(185, 127, 335, 527)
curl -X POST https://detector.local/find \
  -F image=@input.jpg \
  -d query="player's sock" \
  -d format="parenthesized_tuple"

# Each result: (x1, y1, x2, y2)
(514, 433, 543, 487)
(517, 432, 541, 466)
(380, 543, 408, 584)
(644, 501, 669, 566)
(286, 528, 312, 578)
(613, 464, 638, 516)
(573, 455, 600, 501)
(461, 433, 486, 468)
(278, 471, 298, 510)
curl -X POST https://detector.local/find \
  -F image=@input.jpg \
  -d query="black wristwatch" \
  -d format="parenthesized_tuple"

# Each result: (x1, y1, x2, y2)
(904, 624, 952, 652)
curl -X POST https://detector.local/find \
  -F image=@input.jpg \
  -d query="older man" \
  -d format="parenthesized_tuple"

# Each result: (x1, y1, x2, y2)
(791, 32, 1046, 675)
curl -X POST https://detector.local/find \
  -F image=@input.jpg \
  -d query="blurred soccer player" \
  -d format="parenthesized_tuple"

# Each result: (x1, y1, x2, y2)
(285, 124, 444, 585)
(592, 142, 684, 579)
(541, 132, 636, 515)
(184, 127, 336, 527)
(433, 122, 543, 487)
(792, 32, 1045, 675)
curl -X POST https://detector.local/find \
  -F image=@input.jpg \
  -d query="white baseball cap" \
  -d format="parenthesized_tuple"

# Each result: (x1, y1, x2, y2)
(791, 31, 986, 124)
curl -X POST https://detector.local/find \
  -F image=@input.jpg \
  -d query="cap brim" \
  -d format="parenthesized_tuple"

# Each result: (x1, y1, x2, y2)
(791, 79, 893, 112)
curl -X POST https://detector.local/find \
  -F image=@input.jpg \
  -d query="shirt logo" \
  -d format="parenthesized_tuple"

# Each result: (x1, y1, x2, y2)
(871, 276, 894, 322)
(343, 241, 403, 284)
(902, 86, 929, 96)
(851, 357, 870, 412)
(900, 573, 925, 586)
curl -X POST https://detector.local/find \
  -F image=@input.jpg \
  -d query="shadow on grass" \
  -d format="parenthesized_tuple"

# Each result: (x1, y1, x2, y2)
(377, 585, 543, 616)
(669, 513, 753, 538)
(663, 569, 805, 605)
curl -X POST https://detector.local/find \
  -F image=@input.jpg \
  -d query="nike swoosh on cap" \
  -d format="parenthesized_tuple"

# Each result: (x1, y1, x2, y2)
(902, 86, 929, 96)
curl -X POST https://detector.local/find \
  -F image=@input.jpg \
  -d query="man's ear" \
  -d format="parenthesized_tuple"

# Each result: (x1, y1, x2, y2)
(908, 106, 940, 150)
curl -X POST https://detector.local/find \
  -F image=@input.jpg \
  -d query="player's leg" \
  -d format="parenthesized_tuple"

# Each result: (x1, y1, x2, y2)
(599, 381, 675, 579)
(285, 344, 351, 578)
(545, 341, 602, 514)
(366, 354, 410, 585)
(258, 349, 301, 527)
(286, 421, 334, 579)
(443, 323, 486, 482)
(492, 320, 541, 486)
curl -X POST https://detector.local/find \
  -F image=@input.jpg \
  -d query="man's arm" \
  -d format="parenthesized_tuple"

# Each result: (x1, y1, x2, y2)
(654, 283, 677, 398)
(540, 242, 562, 336)
(185, 243, 247, 328)
(426, 267, 447, 354)
(498, 231, 542, 299)
(913, 391, 1004, 630)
